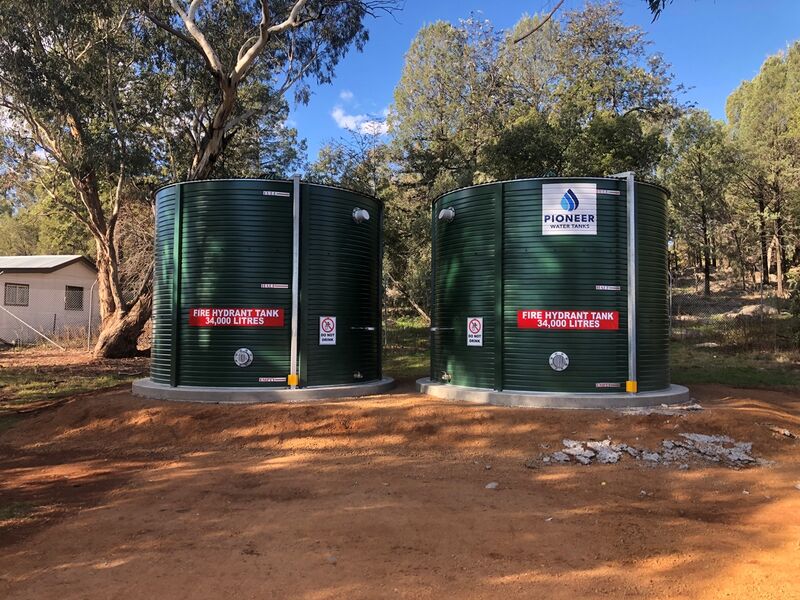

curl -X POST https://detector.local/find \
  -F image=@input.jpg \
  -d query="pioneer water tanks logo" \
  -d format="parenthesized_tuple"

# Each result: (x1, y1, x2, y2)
(542, 183, 597, 236)
(560, 189, 580, 211)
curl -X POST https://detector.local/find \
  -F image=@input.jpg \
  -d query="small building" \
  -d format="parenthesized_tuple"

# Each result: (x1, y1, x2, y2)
(0, 255, 100, 346)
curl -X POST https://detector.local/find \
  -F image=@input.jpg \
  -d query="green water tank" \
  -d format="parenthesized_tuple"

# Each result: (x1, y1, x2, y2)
(151, 179, 382, 388)
(430, 177, 669, 394)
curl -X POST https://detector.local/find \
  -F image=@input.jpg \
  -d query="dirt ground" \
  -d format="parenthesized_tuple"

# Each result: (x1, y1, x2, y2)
(1, 379, 799, 599)
(0, 348, 148, 411)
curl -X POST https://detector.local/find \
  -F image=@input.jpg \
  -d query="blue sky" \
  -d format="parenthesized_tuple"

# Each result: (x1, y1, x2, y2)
(289, 0, 800, 162)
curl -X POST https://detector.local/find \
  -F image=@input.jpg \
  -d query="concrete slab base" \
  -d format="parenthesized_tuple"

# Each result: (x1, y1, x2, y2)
(132, 377, 395, 404)
(416, 378, 690, 409)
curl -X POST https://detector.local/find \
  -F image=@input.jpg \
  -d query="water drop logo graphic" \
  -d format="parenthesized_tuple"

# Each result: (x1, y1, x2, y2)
(560, 189, 580, 212)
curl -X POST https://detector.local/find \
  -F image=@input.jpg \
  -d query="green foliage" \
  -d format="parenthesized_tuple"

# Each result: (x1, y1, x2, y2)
(787, 267, 800, 316)
(383, 318, 429, 380)
(0, 201, 92, 256)
(723, 42, 800, 293)
(661, 110, 737, 292)
(480, 110, 561, 179)
(0, 1, 156, 182)
(0, 502, 33, 521)
(0, 352, 145, 412)
(645, 0, 672, 20)
(212, 109, 308, 180)
(391, 19, 502, 190)
(485, 110, 667, 180)
(144, 0, 397, 180)
(307, 132, 390, 195)
(570, 112, 668, 175)
(0, 213, 39, 255)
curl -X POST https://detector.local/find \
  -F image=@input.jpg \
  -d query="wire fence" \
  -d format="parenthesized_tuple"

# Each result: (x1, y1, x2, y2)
(381, 273, 800, 362)
(4, 273, 792, 356)
(670, 275, 796, 352)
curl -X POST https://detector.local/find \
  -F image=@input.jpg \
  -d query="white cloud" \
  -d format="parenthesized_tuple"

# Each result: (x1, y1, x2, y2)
(331, 106, 389, 136)
(360, 120, 389, 135)
(339, 89, 355, 102)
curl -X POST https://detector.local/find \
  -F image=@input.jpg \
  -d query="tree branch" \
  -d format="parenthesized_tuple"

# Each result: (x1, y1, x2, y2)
(233, 0, 311, 84)
(222, 107, 261, 135)
(514, 0, 564, 43)
(168, 0, 226, 77)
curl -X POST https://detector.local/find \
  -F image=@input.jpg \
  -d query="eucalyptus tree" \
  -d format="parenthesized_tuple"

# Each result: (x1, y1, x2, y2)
(0, 0, 397, 357)
(307, 131, 389, 195)
(726, 42, 800, 296)
(145, 0, 399, 179)
(0, 1, 163, 356)
(390, 18, 506, 193)
(662, 111, 736, 295)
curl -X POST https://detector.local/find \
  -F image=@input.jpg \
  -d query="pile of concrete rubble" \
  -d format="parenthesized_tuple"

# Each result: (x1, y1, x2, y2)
(536, 433, 766, 468)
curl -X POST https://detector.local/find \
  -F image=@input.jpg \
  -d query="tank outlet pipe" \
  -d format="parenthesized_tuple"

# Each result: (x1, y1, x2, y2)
(288, 175, 301, 389)
(611, 171, 638, 393)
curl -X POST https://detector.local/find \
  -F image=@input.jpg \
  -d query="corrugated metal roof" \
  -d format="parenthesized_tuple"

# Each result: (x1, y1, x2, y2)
(0, 255, 96, 272)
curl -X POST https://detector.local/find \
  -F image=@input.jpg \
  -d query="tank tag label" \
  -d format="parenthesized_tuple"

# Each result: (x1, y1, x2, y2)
(259, 377, 287, 383)
(262, 190, 290, 197)
(467, 317, 483, 347)
(542, 183, 597, 236)
(517, 310, 619, 330)
(319, 316, 337, 345)
(261, 283, 289, 289)
(595, 285, 621, 291)
(189, 307, 285, 327)
(597, 189, 621, 195)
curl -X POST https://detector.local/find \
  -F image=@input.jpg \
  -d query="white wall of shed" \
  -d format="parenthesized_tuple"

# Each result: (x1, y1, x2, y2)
(0, 262, 100, 345)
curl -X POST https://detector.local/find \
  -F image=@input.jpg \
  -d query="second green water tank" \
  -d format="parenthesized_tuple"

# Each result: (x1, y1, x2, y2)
(430, 177, 669, 394)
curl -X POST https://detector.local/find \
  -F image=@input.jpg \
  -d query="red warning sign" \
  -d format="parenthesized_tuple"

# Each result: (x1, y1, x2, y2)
(517, 310, 619, 330)
(189, 308, 284, 327)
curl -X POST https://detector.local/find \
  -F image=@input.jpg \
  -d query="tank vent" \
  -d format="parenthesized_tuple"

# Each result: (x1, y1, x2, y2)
(438, 207, 456, 222)
(352, 208, 371, 223)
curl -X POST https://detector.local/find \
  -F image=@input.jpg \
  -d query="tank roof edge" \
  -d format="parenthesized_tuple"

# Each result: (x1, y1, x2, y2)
(431, 176, 670, 205)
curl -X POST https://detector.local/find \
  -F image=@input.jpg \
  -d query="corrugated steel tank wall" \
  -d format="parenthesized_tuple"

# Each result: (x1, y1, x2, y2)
(635, 182, 670, 391)
(300, 184, 382, 386)
(431, 177, 669, 394)
(431, 184, 498, 390)
(150, 179, 382, 388)
(151, 186, 176, 384)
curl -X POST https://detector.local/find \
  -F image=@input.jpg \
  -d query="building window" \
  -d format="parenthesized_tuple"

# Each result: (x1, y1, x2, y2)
(65, 285, 84, 311)
(4, 283, 29, 306)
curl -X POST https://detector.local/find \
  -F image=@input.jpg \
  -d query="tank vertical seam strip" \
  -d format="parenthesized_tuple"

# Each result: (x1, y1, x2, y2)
(298, 184, 309, 387)
(290, 175, 301, 388)
(626, 172, 638, 392)
(378, 203, 384, 380)
(494, 182, 504, 391)
(429, 202, 437, 382)
(169, 183, 183, 388)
